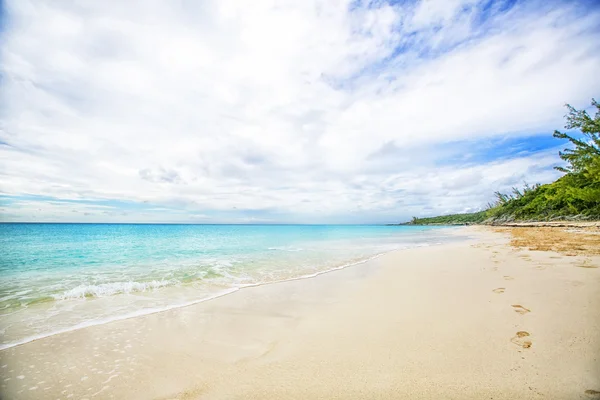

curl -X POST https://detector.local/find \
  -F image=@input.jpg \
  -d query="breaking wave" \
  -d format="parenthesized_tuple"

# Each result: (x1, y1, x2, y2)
(54, 280, 175, 300)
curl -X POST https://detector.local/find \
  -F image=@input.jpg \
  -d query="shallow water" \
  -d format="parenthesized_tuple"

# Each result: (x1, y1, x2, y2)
(0, 223, 459, 349)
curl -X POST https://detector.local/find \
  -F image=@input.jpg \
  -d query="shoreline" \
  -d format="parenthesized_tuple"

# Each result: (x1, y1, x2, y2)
(0, 235, 460, 352)
(489, 221, 600, 228)
(1, 227, 599, 399)
(400, 221, 600, 228)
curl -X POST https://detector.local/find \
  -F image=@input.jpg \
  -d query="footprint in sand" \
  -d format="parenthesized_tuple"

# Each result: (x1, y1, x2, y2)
(503, 276, 514, 280)
(577, 260, 598, 269)
(511, 331, 532, 349)
(492, 288, 505, 294)
(585, 389, 600, 398)
(512, 304, 531, 315)
(535, 265, 546, 270)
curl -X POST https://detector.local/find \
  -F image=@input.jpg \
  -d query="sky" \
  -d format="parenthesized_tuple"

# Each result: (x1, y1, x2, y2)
(0, 0, 599, 224)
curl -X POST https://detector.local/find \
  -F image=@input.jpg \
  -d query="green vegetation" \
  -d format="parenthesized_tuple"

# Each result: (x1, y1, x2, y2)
(407, 211, 488, 225)
(406, 99, 600, 225)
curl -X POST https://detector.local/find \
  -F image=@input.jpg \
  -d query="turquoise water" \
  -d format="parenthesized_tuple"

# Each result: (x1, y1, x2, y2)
(0, 223, 459, 349)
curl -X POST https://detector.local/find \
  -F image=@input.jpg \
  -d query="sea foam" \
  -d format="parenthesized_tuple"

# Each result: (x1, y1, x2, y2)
(55, 280, 174, 300)
(0, 223, 460, 350)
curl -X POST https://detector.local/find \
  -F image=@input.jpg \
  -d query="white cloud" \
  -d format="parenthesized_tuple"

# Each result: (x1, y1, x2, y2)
(0, 0, 598, 223)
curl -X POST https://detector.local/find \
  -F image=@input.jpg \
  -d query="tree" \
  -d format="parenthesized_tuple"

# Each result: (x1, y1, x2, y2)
(405, 100, 600, 225)
(487, 100, 600, 221)
(551, 99, 600, 210)
(553, 99, 600, 175)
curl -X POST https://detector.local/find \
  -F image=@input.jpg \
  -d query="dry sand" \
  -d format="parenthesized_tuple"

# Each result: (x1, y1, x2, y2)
(1, 227, 599, 399)
(494, 225, 600, 256)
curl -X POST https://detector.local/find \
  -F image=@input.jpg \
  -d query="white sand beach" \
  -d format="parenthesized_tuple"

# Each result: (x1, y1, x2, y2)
(1, 227, 599, 399)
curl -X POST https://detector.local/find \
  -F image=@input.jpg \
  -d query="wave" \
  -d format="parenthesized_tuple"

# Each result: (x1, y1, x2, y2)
(267, 246, 304, 252)
(0, 240, 450, 351)
(54, 280, 175, 300)
(0, 287, 240, 351)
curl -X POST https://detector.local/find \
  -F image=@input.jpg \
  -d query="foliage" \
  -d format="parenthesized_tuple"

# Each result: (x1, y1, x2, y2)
(408, 211, 488, 225)
(406, 100, 600, 225)
(552, 98, 600, 175)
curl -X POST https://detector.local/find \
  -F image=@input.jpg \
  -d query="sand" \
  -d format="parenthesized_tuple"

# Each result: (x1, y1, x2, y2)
(495, 225, 600, 256)
(1, 227, 599, 399)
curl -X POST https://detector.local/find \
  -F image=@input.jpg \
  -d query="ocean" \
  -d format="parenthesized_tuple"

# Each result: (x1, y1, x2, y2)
(0, 223, 460, 349)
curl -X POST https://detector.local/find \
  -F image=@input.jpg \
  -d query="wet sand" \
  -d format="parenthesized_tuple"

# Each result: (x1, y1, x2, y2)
(1, 227, 599, 399)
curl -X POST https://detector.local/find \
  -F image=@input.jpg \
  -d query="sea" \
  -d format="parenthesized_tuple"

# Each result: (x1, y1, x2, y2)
(0, 223, 460, 350)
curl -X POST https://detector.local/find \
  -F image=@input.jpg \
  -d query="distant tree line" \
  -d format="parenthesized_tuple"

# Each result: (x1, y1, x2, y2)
(407, 99, 600, 225)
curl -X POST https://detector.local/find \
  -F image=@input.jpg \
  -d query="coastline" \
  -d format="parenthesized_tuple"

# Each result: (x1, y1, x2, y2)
(490, 221, 600, 228)
(0, 224, 456, 351)
(1, 227, 599, 399)
(0, 230, 455, 352)
(399, 221, 600, 228)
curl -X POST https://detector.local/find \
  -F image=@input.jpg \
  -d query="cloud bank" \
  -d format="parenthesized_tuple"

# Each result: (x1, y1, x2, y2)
(1, 0, 599, 223)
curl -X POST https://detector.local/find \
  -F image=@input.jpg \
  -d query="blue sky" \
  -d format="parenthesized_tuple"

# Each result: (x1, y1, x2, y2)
(0, 0, 599, 223)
